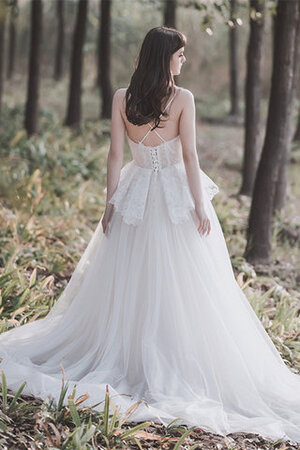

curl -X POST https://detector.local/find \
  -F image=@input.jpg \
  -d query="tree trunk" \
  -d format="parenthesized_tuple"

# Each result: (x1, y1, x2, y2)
(164, 0, 176, 28)
(273, 15, 300, 212)
(292, 18, 300, 143)
(0, 0, 6, 117)
(293, 108, 300, 141)
(65, 0, 88, 128)
(24, 0, 42, 136)
(54, 0, 64, 80)
(98, 0, 112, 119)
(7, 1, 17, 80)
(271, 10, 276, 58)
(245, 0, 300, 265)
(229, 0, 241, 116)
(239, 0, 265, 196)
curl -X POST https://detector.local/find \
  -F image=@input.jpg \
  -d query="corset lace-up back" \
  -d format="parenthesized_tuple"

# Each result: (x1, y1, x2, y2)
(128, 135, 182, 171)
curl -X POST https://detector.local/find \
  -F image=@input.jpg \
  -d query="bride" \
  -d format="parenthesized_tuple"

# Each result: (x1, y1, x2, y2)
(0, 26, 300, 443)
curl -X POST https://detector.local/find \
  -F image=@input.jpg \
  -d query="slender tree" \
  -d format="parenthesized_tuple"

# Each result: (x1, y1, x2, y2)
(97, 0, 112, 119)
(164, 0, 176, 28)
(229, 0, 241, 117)
(0, 0, 6, 116)
(54, 0, 64, 80)
(239, 0, 265, 196)
(293, 106, 300, 141)
(24, 0, 43, 135)
(245, 0, 300, 264)
(292, 21, 300, 143)
(7, 0, 17, 80)
(65, 0, 88, 128)
(273, 15, 300, 212)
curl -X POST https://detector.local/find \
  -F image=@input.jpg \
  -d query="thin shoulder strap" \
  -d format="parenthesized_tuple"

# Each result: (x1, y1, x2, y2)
(161, 89, 177, 115)
(139, 89, 177, 144)
(139, 127, 152, 144)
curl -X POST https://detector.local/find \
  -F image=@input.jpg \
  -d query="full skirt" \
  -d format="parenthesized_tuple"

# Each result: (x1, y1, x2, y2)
(0, 172, 300, 443)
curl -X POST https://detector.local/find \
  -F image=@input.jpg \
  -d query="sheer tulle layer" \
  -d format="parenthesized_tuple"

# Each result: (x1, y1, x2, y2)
(0, 171, 300, 442)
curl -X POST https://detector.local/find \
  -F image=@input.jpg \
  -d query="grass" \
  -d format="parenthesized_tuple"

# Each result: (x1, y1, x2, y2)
(0, 78, 299, 448)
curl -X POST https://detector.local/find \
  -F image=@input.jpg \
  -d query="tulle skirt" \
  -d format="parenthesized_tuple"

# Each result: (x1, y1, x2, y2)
(0, 173, 300, 443)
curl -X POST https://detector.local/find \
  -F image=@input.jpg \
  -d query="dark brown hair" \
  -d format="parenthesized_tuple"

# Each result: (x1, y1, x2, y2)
(125, 26, 187, 130)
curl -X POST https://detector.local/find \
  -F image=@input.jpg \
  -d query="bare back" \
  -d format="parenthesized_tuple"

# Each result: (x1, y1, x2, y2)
(119, 86, 184, 147)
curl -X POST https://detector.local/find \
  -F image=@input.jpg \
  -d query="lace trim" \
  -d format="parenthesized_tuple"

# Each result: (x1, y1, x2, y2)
(107, 162, 152, 226)
(160, 162, 195, 224)
(200, 168, 220, 201)
(104, 162, 219, 227)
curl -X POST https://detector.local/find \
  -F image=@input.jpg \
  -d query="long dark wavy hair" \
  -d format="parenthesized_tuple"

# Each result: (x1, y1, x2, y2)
(125, 26, 187, 131)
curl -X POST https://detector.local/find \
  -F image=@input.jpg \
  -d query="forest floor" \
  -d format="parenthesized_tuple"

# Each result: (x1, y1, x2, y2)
(0, 79, 299, 448)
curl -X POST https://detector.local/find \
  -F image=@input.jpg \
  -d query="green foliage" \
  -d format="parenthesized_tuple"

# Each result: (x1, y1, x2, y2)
(0, 370, 27, 415)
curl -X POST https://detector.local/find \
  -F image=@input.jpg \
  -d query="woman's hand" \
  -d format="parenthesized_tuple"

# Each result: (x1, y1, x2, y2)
(195, 204, 211, 236)
(102, 203, 114, 235)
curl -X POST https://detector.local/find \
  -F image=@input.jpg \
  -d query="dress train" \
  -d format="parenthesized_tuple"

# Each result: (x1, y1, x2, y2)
(0, 133, 300, 443)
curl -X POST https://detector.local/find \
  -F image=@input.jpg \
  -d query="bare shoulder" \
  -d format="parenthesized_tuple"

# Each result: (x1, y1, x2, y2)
(114, 88, 127, 99)
(175, 88, 195, 116)
(113, 88, 127, 111)
(177, 87, 194, 104)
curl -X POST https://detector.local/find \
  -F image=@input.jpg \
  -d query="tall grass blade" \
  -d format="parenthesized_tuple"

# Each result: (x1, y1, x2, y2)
(0, 371, 7, 409)
(7, 381, 27, 414)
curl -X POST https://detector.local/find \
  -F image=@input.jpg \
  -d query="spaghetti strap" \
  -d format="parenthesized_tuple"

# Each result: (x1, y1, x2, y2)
(162, 89, 177, 114)
(140, 127, 153, 144)
(139, 88, 177, 144)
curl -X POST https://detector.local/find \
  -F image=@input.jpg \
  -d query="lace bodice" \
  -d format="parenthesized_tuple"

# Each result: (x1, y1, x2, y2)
(128, 134, 182, 170)
(105, 134, 219, 226)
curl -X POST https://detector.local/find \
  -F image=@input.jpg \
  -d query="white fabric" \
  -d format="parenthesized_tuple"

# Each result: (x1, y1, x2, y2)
(107, 135, 219, 226)
(0, 135, 300, 443)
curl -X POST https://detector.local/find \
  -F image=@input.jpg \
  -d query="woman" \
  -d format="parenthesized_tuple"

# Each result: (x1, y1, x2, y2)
(0, 26, 300, 442)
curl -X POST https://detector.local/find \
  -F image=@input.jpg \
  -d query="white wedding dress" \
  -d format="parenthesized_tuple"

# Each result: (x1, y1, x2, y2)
(0, 91, 300, 443)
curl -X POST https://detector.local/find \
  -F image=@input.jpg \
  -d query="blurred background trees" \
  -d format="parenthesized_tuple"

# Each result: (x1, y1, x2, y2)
(65, 0, 88, 127)
(54, 0, 64, 81)
(24, 0, 42, 135)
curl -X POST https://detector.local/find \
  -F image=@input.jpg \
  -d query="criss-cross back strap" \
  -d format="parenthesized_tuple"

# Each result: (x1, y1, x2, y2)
(139, 89, 177, 144)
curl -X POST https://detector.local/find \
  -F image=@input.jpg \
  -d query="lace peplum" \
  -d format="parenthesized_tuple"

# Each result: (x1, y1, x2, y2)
(105, 135, 220, 226)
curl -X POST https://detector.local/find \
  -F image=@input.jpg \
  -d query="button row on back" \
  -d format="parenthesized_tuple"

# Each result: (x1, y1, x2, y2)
(150, 148, 160, 172)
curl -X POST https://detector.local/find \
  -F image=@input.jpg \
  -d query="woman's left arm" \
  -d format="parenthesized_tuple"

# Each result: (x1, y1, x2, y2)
(106, 89, 125, 204)
(102, 89, 125, 233)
